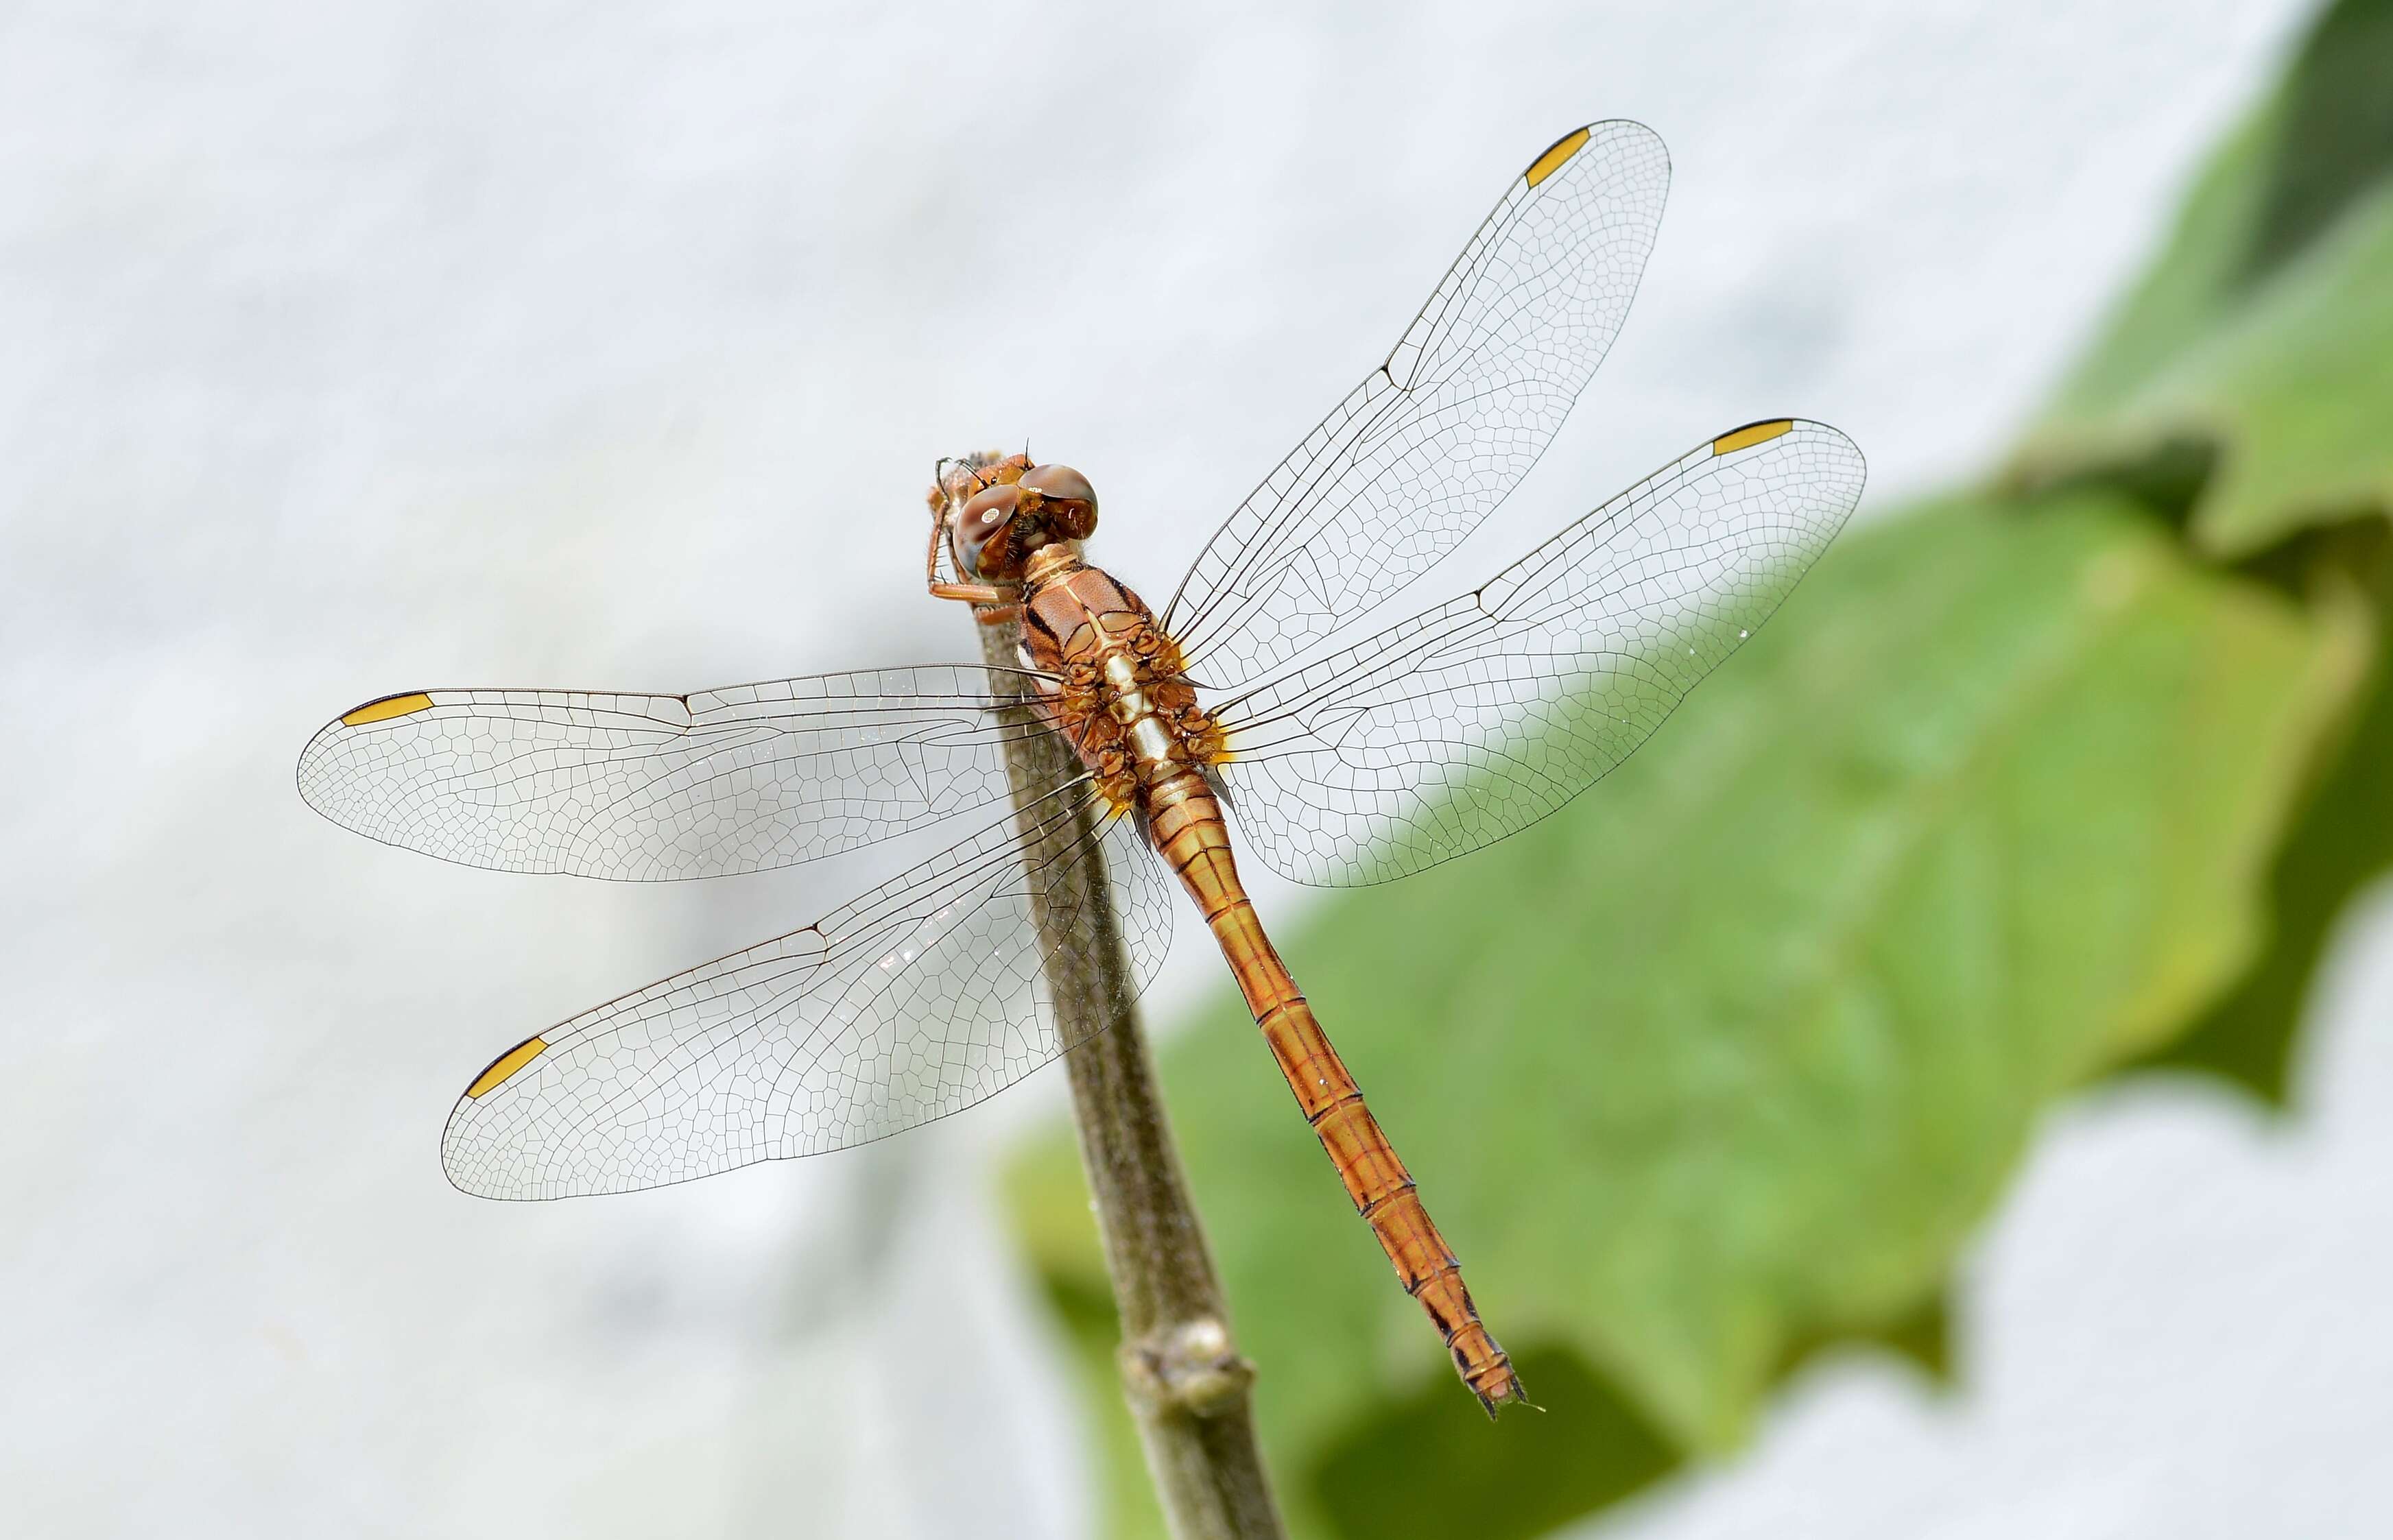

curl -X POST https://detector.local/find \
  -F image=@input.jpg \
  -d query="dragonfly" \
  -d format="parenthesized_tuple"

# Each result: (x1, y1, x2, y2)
(298, 119, 1864, 1416)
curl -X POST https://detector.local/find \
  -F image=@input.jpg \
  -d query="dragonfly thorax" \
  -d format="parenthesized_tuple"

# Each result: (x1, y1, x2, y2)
(1018, 558, 1226, 811)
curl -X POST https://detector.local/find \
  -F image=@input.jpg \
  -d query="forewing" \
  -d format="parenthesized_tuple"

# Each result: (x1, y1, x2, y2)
(1162, 120, 1670, 687)
(1214, 420, 1866, 885)
(442, 789, 1174, 1198)
(296, 666, 1048, 880)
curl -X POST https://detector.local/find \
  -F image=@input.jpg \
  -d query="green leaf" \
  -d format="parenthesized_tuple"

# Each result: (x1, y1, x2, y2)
(1009, 492, 2359, 1537)
(1305, 1347, 1677, 1539)
(2232, 0, 2393, 284)
(2040, 183, 2393, 556)
(2139, 531, 2392, 1101)
(2021, 0, 2393, 556)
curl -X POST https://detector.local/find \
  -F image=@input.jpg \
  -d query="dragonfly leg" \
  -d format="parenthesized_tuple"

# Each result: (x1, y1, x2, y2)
(923, 451, 1042, 622)
(925, 520, 1014, 606)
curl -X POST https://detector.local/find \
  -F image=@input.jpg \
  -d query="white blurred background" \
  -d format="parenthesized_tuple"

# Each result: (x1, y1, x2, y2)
(7, 1, 2385, 1535)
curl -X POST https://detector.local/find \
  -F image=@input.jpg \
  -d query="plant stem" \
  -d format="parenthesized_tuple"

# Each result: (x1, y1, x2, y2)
(972, 610, 1287, 1540)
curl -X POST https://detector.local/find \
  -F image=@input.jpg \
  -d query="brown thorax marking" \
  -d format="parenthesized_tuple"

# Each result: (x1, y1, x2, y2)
(1019, 553, 1224, 814)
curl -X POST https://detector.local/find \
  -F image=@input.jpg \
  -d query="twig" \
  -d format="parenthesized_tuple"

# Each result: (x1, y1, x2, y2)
(971, 610, 1287, 1540)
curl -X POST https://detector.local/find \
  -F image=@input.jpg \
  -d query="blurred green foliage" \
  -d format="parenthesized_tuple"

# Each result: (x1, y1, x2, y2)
(1008, 1, 2393, 1533)
(2027, 0, 2393, 555)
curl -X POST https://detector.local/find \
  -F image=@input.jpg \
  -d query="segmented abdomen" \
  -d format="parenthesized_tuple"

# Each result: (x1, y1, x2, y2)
(1145, 771, 1527, 1415)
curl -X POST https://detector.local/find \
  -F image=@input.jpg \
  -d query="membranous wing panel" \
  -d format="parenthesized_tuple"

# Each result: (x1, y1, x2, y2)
(1214, 420, 1866, 885)
(442, 788, 1173, 1198)
(1163, 121, 1670, 689)
(297, 666, 1049, 880)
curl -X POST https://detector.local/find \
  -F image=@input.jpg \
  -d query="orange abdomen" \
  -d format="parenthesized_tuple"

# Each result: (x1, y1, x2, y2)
(1143, 771, 1526, 1415)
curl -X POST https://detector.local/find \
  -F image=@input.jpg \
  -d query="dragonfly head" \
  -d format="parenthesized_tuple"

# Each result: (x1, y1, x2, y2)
(949, 461, 1100, 581)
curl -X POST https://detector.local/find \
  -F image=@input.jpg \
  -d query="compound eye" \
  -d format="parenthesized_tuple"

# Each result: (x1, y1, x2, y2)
(952, 483, 1027, 577)
(1021, 463, 1098, 537)
(1021, 463, 1094, 506)
(961, 483, 1023, 529)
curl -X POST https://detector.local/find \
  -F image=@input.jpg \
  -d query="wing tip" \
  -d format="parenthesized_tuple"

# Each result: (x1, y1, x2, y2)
(1707, 417, 1868, 474)
(297, 689, 436, 815)
(338, 690, 436, 727)
(464, 1035, 550, 1100)
(1526, 118, 1671, 191)
(1709, 419, 1796, 455)
(1524, 127, 1594, 188)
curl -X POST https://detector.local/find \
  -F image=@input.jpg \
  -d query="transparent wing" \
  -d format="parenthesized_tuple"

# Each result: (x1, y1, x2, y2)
(1161, 120, 1670, 686)
(296, 666, 1051, 880)
(442, 786, 1174, 1199)
(1213, 420, 1866, 885)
